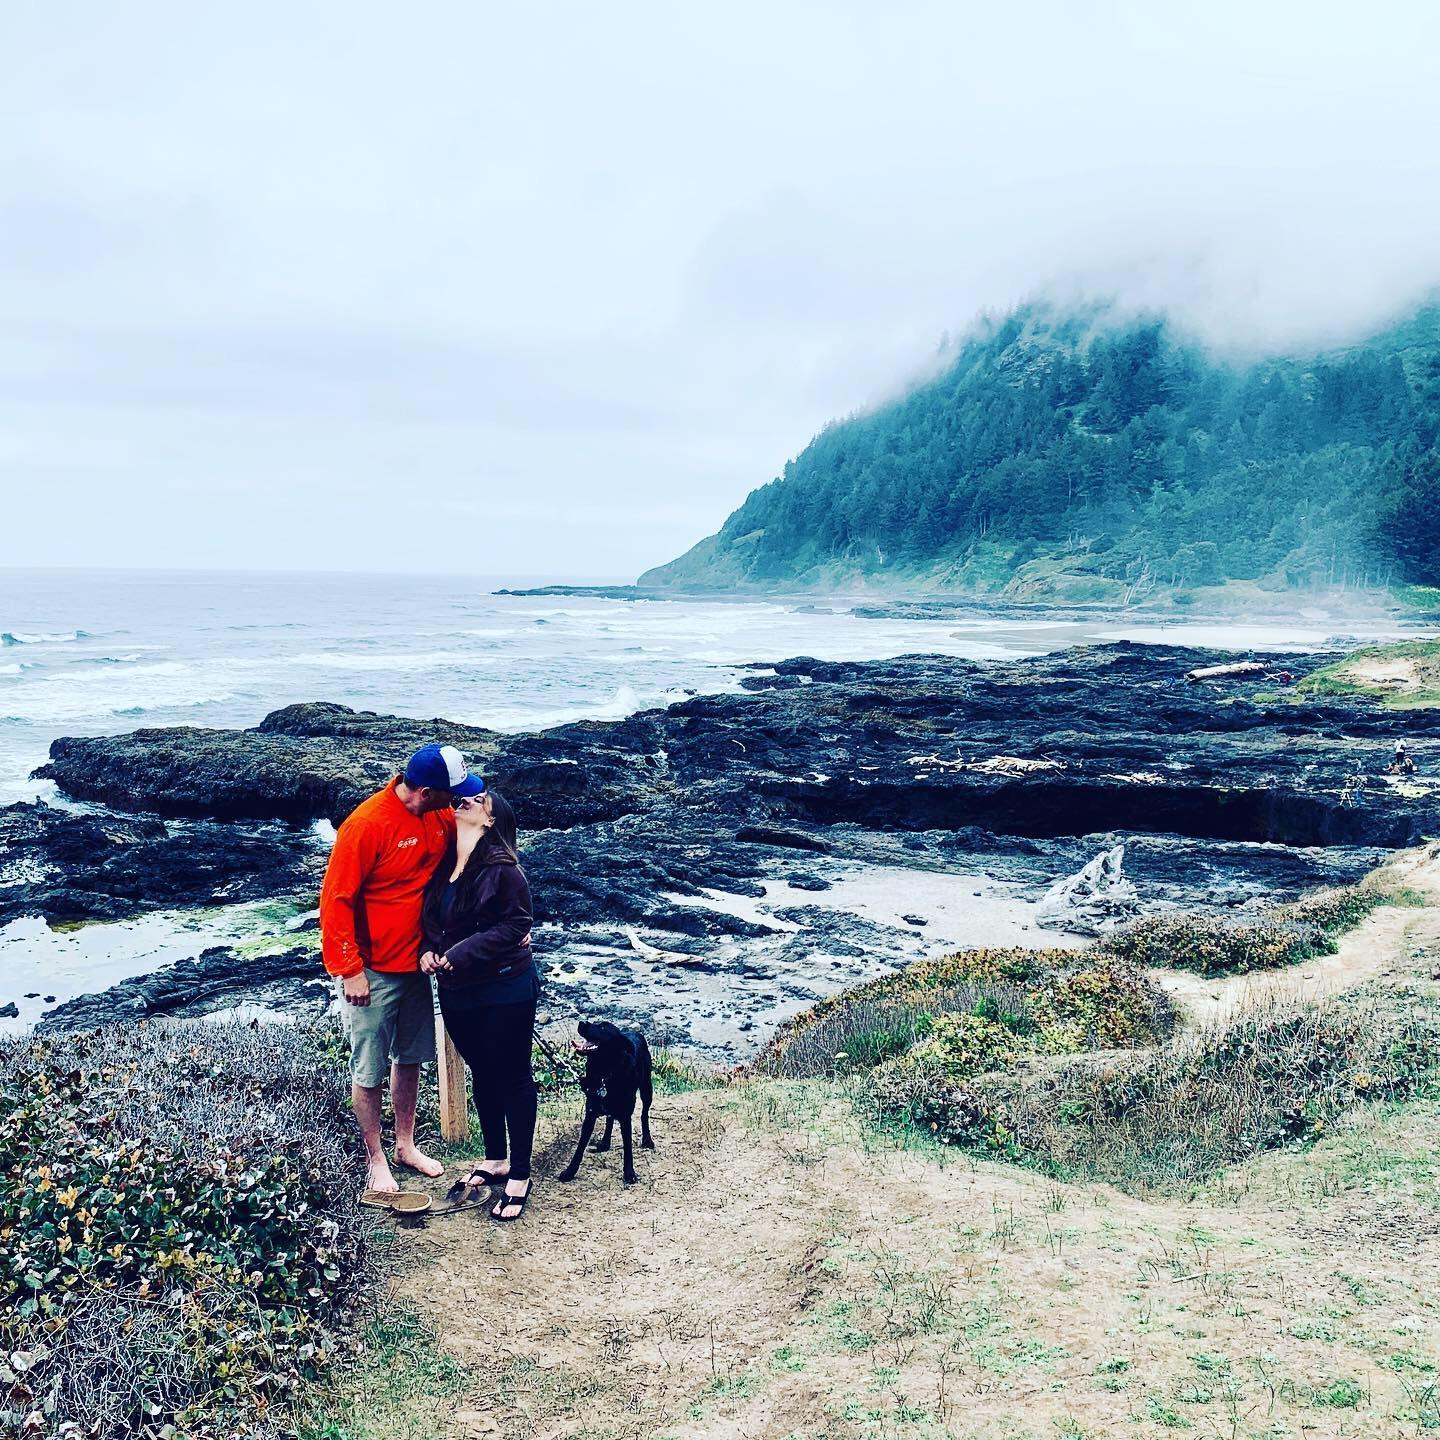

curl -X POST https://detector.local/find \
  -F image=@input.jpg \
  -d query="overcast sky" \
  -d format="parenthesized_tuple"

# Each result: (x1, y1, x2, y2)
(2, 2, 1439, 578)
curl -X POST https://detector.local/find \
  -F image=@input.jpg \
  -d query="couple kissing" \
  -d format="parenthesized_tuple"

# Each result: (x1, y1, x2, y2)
(318, 743, 538, 1222)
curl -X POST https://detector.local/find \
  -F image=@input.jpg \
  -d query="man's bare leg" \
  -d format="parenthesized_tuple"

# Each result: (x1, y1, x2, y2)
(353, 1081, 398, 1192)
(391, 1062, 443, 1177)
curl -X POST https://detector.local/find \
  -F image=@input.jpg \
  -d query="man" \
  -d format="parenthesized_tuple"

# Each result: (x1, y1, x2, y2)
(320, 742, 486, 1193)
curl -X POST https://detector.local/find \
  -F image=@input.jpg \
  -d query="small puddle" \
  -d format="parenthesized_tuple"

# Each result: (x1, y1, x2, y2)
(0, 900, 309, 1032)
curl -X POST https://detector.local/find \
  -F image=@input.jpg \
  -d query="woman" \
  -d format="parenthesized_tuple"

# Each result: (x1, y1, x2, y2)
(419, 787, 538, 1221)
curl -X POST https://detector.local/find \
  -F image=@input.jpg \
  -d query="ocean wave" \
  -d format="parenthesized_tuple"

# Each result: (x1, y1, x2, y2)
(2, 629, 90, 646)
(283, 650, 502, 672)
(110, 694, 237, 717)
(471, 678, 743, 734)
(0, 662, 237, 724)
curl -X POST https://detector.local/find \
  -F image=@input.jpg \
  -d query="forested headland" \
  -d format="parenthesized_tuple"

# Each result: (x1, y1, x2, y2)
(641, 302, 1440, 605)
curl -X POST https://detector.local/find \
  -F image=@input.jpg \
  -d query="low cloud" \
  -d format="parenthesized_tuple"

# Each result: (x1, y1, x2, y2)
(1, 1, 1437, 574)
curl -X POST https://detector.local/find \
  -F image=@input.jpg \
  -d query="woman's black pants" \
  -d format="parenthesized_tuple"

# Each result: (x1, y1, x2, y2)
(437, 990, 538, 1182)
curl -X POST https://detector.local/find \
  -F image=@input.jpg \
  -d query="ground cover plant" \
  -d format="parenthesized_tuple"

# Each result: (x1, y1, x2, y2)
(758, 869, 1435, 1195)
(1098, 881, 1397, 977)
(754, 946, 1175, 1082)
(861, 989, 1440, 1191)
(1292, 638, 1440, 708)
(0, 1021, 373, 1439)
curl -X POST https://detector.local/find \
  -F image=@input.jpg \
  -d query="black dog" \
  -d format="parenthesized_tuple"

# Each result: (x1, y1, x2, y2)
(555, 1020, 655, 1185)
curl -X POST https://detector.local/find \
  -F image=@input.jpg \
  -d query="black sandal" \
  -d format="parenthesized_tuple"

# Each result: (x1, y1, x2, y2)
(491, 1180, 532, 1222)
(444, 1167, 507, 1205)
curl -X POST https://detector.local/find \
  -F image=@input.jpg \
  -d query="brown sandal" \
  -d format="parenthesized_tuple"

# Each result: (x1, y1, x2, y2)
(360, 1189, 433, 1215)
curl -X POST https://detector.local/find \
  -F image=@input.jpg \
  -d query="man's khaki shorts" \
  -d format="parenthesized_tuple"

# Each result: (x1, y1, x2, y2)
(337, 969, 437, 1087)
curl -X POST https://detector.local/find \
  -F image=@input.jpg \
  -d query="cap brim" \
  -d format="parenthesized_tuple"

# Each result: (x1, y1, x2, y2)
(450, 773, 486, 799)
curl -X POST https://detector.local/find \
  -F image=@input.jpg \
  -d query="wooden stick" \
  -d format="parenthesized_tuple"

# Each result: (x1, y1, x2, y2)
(435, 1012, 470, 1142)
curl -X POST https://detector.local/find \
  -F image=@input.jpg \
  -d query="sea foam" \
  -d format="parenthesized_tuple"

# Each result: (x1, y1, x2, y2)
(1, 629, 89, 646)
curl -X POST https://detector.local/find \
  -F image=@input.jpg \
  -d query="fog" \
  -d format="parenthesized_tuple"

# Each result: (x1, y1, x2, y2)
(1, 1, 1437, 575)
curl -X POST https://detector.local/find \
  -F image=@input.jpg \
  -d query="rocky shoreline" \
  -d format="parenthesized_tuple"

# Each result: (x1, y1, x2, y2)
(7, 641, 1437, 1059)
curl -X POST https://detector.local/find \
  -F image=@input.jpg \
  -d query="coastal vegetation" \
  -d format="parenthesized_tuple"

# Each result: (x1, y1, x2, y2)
(0, 1023, 372, 1440)
(7, 852, 1438, 1440)
(641, 301, 1440, 600)
(1096, 882, 1400, 977)
(1289, 637, 1440, 709)
(757, 874, 1430, 1196)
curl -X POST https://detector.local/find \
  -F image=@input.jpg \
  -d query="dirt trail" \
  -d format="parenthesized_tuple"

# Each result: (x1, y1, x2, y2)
(1157, 843, 1440, 1025)
(388, 848, 1440, 1439)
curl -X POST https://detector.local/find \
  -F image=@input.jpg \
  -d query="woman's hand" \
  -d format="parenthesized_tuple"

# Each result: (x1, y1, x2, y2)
(419, 950, 446, 975)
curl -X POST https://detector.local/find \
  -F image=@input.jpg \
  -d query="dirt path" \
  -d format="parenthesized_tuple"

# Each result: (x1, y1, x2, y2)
(385, 848, 1440, 1439)
(1157, 843, 1440, 1025)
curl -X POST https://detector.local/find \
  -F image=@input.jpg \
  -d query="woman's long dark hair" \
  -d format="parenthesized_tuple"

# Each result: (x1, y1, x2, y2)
(421, 788, 521, 936)
(483, 788, 519, 862)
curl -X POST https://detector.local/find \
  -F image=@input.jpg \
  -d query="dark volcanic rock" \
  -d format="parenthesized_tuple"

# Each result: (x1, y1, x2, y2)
(0, 801, 324, 925)
(35, 703, 660, 831)
(22, 642, 1440, 1057)
(26, 642, 1440, 927)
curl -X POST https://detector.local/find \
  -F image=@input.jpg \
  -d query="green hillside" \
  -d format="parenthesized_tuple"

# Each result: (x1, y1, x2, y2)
(641, 302, 1440, 602)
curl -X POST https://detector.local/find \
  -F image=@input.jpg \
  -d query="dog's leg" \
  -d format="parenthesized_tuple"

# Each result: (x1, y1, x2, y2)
(639, 1071, 655, 1150)
(592, 1115, 614, 1152)
(556, 1109, 600, 1182)
(620, 1107, 639, 1185)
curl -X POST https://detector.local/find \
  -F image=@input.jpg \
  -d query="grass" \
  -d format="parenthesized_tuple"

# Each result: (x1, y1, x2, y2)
(755, 947, 1174, 1080)
(754, 867, 1428, 1194)
(861, 991, 1440, 1192)
(1292, 638, 1440, 709)
(298, 1302, 469, 1440)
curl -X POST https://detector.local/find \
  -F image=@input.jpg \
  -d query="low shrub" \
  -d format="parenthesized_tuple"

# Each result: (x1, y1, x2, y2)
(1029, 960, 1175, 1053)
(756, 945, 1172, 1079)
(0, 1021, 373, 1440)
(885, 1012, 1019, 1083)
(862, 992, 1440, 1191)
(1099, 884, 1390, 977)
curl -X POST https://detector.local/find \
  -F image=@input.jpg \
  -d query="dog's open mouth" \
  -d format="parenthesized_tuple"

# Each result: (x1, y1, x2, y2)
(572, 1036, 599, 1053)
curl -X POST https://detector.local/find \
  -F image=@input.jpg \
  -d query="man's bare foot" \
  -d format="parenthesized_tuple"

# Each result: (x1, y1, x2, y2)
(367, 1159, 399, 1193)
(394, 1145, 444, 1179)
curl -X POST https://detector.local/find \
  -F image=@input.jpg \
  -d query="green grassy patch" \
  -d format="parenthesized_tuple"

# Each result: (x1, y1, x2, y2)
(1293, 639, 1440, 709)
(299, 1303, 468, 1440)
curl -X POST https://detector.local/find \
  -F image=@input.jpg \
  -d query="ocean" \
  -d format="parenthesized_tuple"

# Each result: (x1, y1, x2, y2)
(1, 567, 1431, 808)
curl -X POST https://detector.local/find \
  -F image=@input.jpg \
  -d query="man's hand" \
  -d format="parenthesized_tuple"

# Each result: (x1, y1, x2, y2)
(342, 971, 371, 1007)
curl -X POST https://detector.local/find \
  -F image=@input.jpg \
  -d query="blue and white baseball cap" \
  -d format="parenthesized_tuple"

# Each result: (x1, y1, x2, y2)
(403, 743, 485, 798)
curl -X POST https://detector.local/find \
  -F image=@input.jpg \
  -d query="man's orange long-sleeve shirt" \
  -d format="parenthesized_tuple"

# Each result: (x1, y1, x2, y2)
(319, 781, 456, 978)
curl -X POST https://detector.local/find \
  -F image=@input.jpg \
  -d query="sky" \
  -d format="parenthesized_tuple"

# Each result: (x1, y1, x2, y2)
(2, 1, 1439, 578)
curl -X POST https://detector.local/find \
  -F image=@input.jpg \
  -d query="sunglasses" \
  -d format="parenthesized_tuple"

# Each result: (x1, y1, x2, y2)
(452, 794, 488, 812)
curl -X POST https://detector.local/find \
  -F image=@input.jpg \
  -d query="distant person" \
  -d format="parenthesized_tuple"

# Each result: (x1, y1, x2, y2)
(320, 743, 484, 1194)
(1388, 739, 1417, 776)
(420, 788, 539, 1222)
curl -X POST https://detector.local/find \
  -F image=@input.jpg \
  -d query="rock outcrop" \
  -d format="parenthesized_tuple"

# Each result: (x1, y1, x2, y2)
(33, 644, 1440, 847)
(18, 642, 1440, 1057)
(0, 801, 324, 926)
